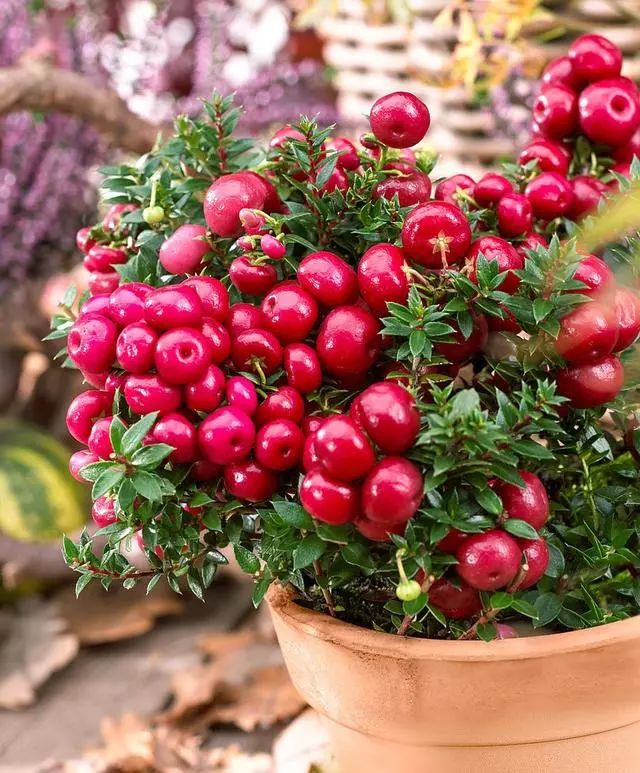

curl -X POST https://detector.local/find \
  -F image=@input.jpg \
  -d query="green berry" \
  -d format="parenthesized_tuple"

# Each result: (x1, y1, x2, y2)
(396, 579, 422, 602)
(143, 206, 165, 225)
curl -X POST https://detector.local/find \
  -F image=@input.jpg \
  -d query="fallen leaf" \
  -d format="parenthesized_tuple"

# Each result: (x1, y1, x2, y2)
(56, 580, 182, 645)
(0, 598, 79, 709)
(272, 709, 332, 773)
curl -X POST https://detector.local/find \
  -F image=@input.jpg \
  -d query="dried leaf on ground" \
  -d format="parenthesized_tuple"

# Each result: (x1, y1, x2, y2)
(0, 598, 78, 709)
(273, 709, 332, 773)
(56, 580, 182, 645)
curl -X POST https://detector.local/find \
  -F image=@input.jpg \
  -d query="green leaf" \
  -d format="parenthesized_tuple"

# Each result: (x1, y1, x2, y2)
(92, 467, 125, 500)
(131, 471, 163, 501)
(503, 519, 539, 540)
(202, 509, 222, 531)
(252, 574, 272, 607)
(490, 592, 513, 610)
(80, 461, 116, 483)
(131, 444, 174, 468)
(109, 417, 127, 456)
(532, 298, 553, 324)
(62, 535, 79, 563)
(315, 523, 351, 543)
(75, 573, 93, 597)
(476, 623, 497, 641)
(123, 578, 137, 590)
(474, 486, 503, 515)
(510, 598, 539, 619)
(450, 389, 480, 419)
(121, 412, 159, 456)
(402, 592, 428, 617)
(534, 593, 562, 627)
(545, 542, 565, 578)
(273, 500, 314, 529)
(512, 439, 554, 460)
(187, 569, 205, 600)
(409, 329, 427, 357)
(341, 543, 375, 571)
(146, 574, 162, 595)
(293, 534, 326, 569)
(233, 544, 260, 574)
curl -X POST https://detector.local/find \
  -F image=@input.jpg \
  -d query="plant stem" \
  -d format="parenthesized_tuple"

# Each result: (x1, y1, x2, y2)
(458, 607, 499, 640)
(313, 559, 336, 617)
(396, 574, 434, 637)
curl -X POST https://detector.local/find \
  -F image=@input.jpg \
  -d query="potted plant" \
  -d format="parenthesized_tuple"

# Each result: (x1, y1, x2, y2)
(52, 33, 640, 772)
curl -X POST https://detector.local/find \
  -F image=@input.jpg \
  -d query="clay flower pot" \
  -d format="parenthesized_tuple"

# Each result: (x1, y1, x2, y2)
(268, 584, 640, 772)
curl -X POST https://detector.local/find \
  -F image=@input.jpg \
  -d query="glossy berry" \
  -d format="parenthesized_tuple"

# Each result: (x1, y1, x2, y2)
(556, 355, 624, 408)
(200, 318, 232, 364)
(92, 496, 117, 528)
(69, 450, 99, 482)
(302, 432, 321, 472)
(316, 305, 381, 377)
(104, 372, 127, 395)
(473, 173, 513, 207)
(357, 243, 409, 317)
(232, 328, 283, 375)
(148, 413, 198, 464)
(569, 175, 607, 220)
(76, 226, 95, 254)
(226, 303, 265, 338)
(66, 389, 109, 443)
(568, 34, 622, 83)
(428, 578, 482, 620)
(144, 286, 202, 330)
(79, 294, 111, 318)
(533, 85, 578, 139)
(155, 327, 212, 385)
(555, 302, 618, 364)
(613, 129, 640, 164)
(124, 374, 182, 416)
(518, 538, 550, 590)
(229, 257, 277, 296)
(226, 376, 258, 416)
(437, 528, 468, 554)
(191, 460, 222, 482)
(102, 203, 136, 231)
(495, 624, 519, 640)
(256, 419, 304, 471)
(541, 55, 582, 91)
(224, 460, 278, 503)
(435, 174, 475, 206)
(84, 245, 127, 272)
(261, 284, 318, 343)
(456, 530, 521, 591)
(255, 386, 305, 426)
(67, 315, 118, 373)
(116, 322, 158, 374)
(613, 288, 640, 351)
(183, 276, 229, 322)
(198, 407, 255, 465)
(88, 272, 120, 296)
(204, 171, 279, 238)
(401, 201, 472, 268)
(108, 283, 152, 327)
(369, 91, 430, 148)
(315, 415, 376, 481)
(495, 471, 550, 530)
(270, 125, 305, 149)
(299, 468, 360, 524)
(159, 224, 210, 274)
(579, 80, 640, 147)
(321, 166, 349, 193)
(185, 364, 225, 412)
(284, 343, 322, 394)
(88, 416, 117, 459)
(297, 251, 359, 307)
(518, 139, 571, 175)
(435, 313, 488, 364)
(571, 255, 614, 296)
(467, 236, 523, 294)
(496, 193, 533, 238)
(525, 172, 574, 220)
(372, 172, 432, 207)
(362, 457, 422, 524)
(351, 381, 419, 454)
(260, 234, 286, 260)
(331, 137, 360, 170)
(355, 516, 404, 542)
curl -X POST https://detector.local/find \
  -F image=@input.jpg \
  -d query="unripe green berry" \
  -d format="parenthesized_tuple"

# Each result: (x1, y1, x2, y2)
(143, 205, 165, 224)
(396, 579, 422, 602)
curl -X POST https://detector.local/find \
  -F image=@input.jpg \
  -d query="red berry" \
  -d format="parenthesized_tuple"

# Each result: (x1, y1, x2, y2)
(541, 55, 581, 91)
(185, 364, 225, 412)
(496, 193, 533, 237)
(84, 245, 127, 272)
(355, 517, 404, 542)
(362, 457, 422, 524)
(473, 173, 513, 207)
(124, 374, 182, 415)
(104, 372, 127, 395)
(533, 85, 578, 139)
(518, 139, 571, 175)
(92, 496, 117, 528)
(154, 327, 212, 384)
(517, 232, 549, 257)
(369, 91, 430, 148)
(159, 224, 210, 275)
(66, 389, 109, 443)
(331, 137, 360, 170)
(299, 468, 360, 524)
(226, 303, 265, 338)
(232, 328, 283, 375)
(88, 272, 120, 296)
(229, 256, 277, 296)
(357, 243, 409, 317)
(144, 286, 202, 330)
(525, 172, 574, 220)
(76, 226, 95, 254)
(401, 201, 472, 267)
(613, 129, 640, 163)
(200, 318, 231, 364)
(569, 34, 622, 83)
(204, 171, 280, 238)
(67, 314, 118, 373)
(555, 302, 618, 364)
(434, 174, 475, 206)
(435, 312, 488, 364)
(556, 355, 624, 408)
(183, 276, 229, 321)
(109, 283, 152, 327)
(69, 449, 99, 482)
(255, 419, 304, 471)
(102, 203, 136, 231)
(284, 343, 322, 394)
(270, 126, 305, 149)
(226, 375, 258, 416)
(316, 305, 381, 377)
(372, 172, 432, 207)
(260, 234, 286, 261)
(571, 255, 614, 296)
(302, 432, 321, 472)
(79, 294, 111, 318)
(437, 528, 468, 554)
(297, 251, 359, 308)
(224, 460, 278, 503)
(198, 407, 255, 465)
(148, 413, 198, 464)
(488, 306, 521, 334)
(88, 416, 117, 459)
(467, 236, 523, 294)
(428, 578, 482, 619)
(315, 415, 376, 482)
(116, 322, 158, 374)
(192, 460, 222, 482)
(456, 530, 521, 591)
(614, 288, 640, 351)
(261, 284, 318, 343)
(495, 471, 550, 530)
(495, 623, 519, 639)
(351, 381, 419, 454)
(517, 538, 550, 590)
(568, 175, 607, 220)
(321, 166, 349, 193)
(255, 385, 305, 426)
(579, 80, 640, 147)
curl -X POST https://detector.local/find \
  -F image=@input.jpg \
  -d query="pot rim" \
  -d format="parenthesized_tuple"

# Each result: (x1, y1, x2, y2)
(267, 583, 640, 662)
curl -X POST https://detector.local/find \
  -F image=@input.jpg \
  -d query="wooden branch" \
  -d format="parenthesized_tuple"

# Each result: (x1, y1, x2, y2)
(0, 61, 162, 153)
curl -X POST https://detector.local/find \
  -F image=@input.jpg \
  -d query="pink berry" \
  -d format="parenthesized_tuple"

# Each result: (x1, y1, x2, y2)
(147, 413, 198, 464)
(569, 175, 607, 220)
(579, 79, 640, 147)
(456, 530, 521, 591)
(185, 364, 226, 412)
(299, 468, 360, 524)
(496, 193, 533, 238)
(495, 471, 550, 530)
(261, 284, 318, 343)
(80, 294, 111, 318)
(556, 355, 624, 408)
(84, 245, 127, 272)
(571, 255, 614, 296)
(613, 288, 640, 351)
(88, 416, 117, 459)
(116, 322, 158, 374)
(67, 314, 118, 373)
(226, 303, 265, 338)
(372, 172, 432, 207)
(467, 236, 523, 294)
(369, 91, 430, 148)
(362, 457, 423, 524)
(191, 460, 222, 482)
(357, 243, 409, 317)
(124, 374, 182, 415)
(232, 328, 283, 375)
(226, 375, 258, 416)
(255, 386, 305, 426)
(69, 450, 99, 482)
(555, 302, 618, 364)
(256, 419, 304, 471)
(331, 137, 360, 170)
(66, 389, 109, 443)
(518, 139, 571, 176)
(541, 55, 582, 91)
(224, 460, 278, 503)
(183, 276, 229, 322)
(401, 201, 471, 268)
(435, 174, 475, 206)
(428, 578, 482, 619)
(200, 317, 231, 364)
(351, 381, 419, 454)
(159, 224, 210, 274)
(316, 305, 381, 378)
(204, 171, 280, 238)
(260, 234, 286, 260)
(229, 256, 277, 296)
(315, 415, 376, 482)
(76, 226, 95, 254)
(473, 173, 513, 207)
(434, 313, 488, 364)
(144, 285, 203, 330)
(284, 343, 322, 394)
(518, 538, 550, 590)
(525, 172, 574, 220)
(109, 283, 152, 327)
(297, 251, 359, 308)
(569, 34, 622, 83)
(92, 496, 117, 528)
(88, 272, 120, 296)
(533, 85, 578, 140)
(154, 327, 213, 385)
(198, 406, 256, 465)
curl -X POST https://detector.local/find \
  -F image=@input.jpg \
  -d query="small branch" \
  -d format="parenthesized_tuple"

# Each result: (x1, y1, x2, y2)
(458, 607, 499, 640)
(0, 61, 162, 152)
(312, 559, 336, 617)
(396, 574, 434, 636)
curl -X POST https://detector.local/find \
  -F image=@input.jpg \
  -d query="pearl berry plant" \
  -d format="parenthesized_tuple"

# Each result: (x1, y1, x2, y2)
(53, 34, 640, 640)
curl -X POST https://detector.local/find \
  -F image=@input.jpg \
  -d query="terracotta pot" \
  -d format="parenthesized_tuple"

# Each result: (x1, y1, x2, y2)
(268, 584, 640, 773)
